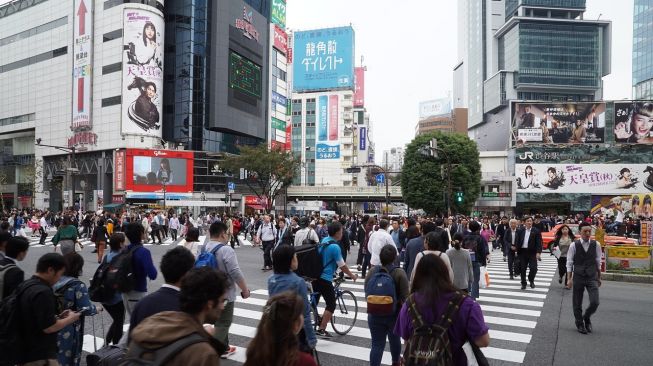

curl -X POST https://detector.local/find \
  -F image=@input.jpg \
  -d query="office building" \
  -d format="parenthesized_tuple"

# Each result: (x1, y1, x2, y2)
(633, 0, 653, 99)
(382, 147, 404, 173)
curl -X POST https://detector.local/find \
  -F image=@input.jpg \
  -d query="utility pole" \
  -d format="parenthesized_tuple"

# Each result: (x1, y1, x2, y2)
(36, 139, 77, 210)
(421, 138, 452, 217)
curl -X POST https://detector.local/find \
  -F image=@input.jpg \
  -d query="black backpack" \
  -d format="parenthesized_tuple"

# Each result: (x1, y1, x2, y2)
(123, 333, 206, 365)
(105, 246, 140, 293)
(0, 279, 40, 364)
(295, 239, 337, 280)
(462, 234, 482, 262)
(403, 292, 465, 366)
(89, 256, 117, 303)
(55, 278, 83, 314)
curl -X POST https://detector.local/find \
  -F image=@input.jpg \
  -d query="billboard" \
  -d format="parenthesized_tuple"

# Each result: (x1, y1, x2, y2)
(292, 26, 355, 92)
(329, 95, 338, 140)
(71, 0, 95, 149)
(114, 150, 126, 191)
(121, 9, 164, 138)
(315, 95, 340, 159)
(516, 164, 653, 194)
(354, 67, 365, 107)
(270, 0, 286, 28)
(359, 127, 367, 150)
(273, 25, 288, 55)
(512, 102, 606, 145)
(419, 98, 451, 119)
(590, 195, 653, 220)
(614, 101, 653, 144)
(125, 149, 193, 194)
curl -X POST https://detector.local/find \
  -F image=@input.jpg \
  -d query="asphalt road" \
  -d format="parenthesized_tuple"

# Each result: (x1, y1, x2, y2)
(18, 232, 653, 366)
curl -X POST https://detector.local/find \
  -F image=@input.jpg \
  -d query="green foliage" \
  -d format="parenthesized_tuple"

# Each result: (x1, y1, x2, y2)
(221, 144, 301, 212)
(401, 131, 481, 216)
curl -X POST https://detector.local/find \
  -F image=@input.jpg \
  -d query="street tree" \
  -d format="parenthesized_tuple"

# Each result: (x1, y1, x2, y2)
(401, 131, 481, 215)
(221, 144, 301, 213)
(0, 168, 8, 211)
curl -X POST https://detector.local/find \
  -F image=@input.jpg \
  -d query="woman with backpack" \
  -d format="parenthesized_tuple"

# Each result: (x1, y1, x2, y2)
(244, 291, 318, 366)
(54, 252, 99, 366)
(446, 233, 474, 294)
(181, 227, 202, 259)
(365, 245, 409, 366)
(101, 232, 127, 345)
(394, 254, 490, 366)
(52, 215, 81, 254)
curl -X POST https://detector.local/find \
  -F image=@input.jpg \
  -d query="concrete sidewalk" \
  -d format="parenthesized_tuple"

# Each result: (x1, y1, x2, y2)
(525, 279, 653, 366)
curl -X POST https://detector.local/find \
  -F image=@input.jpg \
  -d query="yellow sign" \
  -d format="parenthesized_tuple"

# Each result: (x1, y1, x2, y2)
(607, 246, 651, 260)
(595, 228, 605, 246)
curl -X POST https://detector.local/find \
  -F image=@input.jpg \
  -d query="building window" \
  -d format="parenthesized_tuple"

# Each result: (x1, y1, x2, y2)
(0, 113, 35, 127)
(101, 96, 121, 107)
(102, 62, 122, 75)
(104, 0, 164, 12)
(103, 29, 123, 42)
(0, 47, 67, 74)
(0, 16, 67, 47)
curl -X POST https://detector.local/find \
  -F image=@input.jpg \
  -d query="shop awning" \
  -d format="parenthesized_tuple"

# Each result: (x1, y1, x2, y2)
(247, 204, 266, 210)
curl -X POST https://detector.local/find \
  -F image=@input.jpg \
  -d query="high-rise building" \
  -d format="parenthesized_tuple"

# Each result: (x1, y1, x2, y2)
(382, 147, 404, 173)
(633, 0, 653, 99)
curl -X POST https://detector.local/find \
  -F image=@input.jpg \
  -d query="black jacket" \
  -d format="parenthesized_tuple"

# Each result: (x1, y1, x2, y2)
(0, 257, 24, 300)
(275, 226, 293, 246)
(128, 286, 180, 337)
(503, 228, 519, 252)
(516, 227, 543, 254)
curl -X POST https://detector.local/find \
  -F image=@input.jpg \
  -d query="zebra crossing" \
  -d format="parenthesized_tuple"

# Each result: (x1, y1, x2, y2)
(78, 249, 559, 365)
(26, 231, 178, 248)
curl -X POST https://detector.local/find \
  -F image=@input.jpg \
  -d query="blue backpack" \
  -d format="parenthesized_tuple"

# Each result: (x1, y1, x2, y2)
(194, 244, 224, 269)
(365, 266, 398, 316)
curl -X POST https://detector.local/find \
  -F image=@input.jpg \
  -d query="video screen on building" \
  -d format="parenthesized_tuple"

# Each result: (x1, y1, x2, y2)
(133, 156, 187, 186)
(229, 50, 262, 100)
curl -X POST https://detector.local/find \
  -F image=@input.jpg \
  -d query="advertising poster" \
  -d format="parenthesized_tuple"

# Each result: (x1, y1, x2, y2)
(285, 124, 291, 151)
(114, 150, 126, 191)
(71, 0, 95, 149)
(613, 101, 653, 144)
(359, 127, 367, 151)
(516, 163, 653, 194)
(590, 195, 653, 220)
(318, 95, 328, 141)
(270, 0, 286, 28)
(125, 149, 193, 193)
(512, 102, 606, 145)
(272, 25, 288, 55)
(121, 9, 164, 138)
(419, 98, 451, 119)
(641, 221, 653, 245)
(292, 26, 355, 92)
(329, 95, 338, 141)
(354, 67, 365, 107)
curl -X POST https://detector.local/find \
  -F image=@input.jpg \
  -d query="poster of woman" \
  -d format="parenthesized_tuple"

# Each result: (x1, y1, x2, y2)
(614, 102, 653, 144)
(121, 9, 164, 138)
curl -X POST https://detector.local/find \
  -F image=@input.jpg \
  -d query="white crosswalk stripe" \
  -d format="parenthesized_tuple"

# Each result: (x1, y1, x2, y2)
(27, 232, 178, 248)
(80, 251, 558, 365)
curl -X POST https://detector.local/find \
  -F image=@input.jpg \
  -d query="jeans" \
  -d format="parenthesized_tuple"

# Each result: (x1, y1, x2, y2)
(361, 252, 371, 278)
(572, 275, 600, 324)
(103, 300, 125, 345)
(470, 261, 481, 299)
(368, 315, 401, 366)
(170, 228, 178, 241)
(214, 301, 235, 347)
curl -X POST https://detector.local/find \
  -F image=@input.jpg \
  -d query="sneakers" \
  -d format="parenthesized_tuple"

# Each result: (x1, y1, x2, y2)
(316, 329, 333, 339)
(220, 345, 237, 359)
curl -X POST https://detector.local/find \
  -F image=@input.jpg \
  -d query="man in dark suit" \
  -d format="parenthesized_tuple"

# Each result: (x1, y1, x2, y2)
(0, 236, 29, 300)
(502, 219, 519, 280)
(515, 216, 542, 289)
(128, 246, 196, 337)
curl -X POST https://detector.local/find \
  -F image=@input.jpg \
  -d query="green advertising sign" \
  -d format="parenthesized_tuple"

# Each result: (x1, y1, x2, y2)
(271, 0, 286, 28)
(272, 117, 286, 131)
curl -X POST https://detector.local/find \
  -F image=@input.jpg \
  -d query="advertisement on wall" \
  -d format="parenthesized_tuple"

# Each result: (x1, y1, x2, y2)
(285, 124, 291, 151)
(512, 102, 606, 145)
(590, 195, 653, 220)
(271, 91, 287, 108)
(613, 101, 653, 144)
(329, 95, 338, 141)
(315, 95, 340, 159)
(354, 67, 365, 107)
(516, 163, 653, 194)
(121, 9, 164, 138)
(270, 0, 286, 28)
(114, 150, 126, 191)
(272, 25, 288, 55)
(70, 0, 96, 150)
(125, 149, 193, 194)
(292, 26, 355, 92)
(318, 95, 328, 141)
(419, 98, 451, 119)
(359, 127, 367, 151)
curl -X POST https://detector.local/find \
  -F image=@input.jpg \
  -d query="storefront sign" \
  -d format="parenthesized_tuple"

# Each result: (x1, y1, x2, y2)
(72, 0, 93, 134)
(482, 192, 510, 198)
(270, 0, 286, 28)
(359, 127, 367, 151)
(235, 6, 260, 42)
(271, 91, 287, 107)
(607, 246, 651, 259)
(641, 221, 653, 246)
(114, 150, 126, 191)
(273, 25, 288, 55)
(112, 195, 125, 204)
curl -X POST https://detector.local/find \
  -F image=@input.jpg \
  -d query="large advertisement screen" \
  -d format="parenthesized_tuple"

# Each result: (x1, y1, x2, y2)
(590, 195, 653, 220)
(125, 149, 193, 193)
(419, 98, 451, 119)
(614, 101, 653, 144)
(121, 9, 164, 138)
(229, 50, 262, 99)
(512, 102, 606, 145)
(292, 26, 355, 92)
(516, 163, 653, 194)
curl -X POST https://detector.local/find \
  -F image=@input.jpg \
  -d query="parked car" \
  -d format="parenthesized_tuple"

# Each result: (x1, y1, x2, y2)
(542, 224, 639, 250)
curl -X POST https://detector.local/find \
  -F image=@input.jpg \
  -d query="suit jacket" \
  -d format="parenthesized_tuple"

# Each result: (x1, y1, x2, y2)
(503, 228, 519, 253)
(276, 226, 293, 246)
(129, 286, 180, 336)
(0, 257, 24, 300)
(516, 227, 542, 255)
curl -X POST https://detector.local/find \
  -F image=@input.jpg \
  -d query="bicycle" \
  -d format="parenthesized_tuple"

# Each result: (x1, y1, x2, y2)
(306, 277, 359, 335)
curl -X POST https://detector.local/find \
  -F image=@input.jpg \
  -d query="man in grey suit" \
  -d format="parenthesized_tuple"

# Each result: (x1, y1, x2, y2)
(502, 219, 519, 280)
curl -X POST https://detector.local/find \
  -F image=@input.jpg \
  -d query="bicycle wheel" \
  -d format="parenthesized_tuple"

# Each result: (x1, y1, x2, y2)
(330, 290, 358, 335)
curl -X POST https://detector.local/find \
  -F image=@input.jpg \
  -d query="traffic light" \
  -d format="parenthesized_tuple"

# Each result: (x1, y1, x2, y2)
(455, 191, 464, 204)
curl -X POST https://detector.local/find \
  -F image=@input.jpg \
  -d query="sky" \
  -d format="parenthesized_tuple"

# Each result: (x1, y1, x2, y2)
(287, 0, 635, 163)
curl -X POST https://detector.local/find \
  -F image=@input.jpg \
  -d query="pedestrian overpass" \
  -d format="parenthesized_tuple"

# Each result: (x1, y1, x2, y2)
(286, 185, 403, 202)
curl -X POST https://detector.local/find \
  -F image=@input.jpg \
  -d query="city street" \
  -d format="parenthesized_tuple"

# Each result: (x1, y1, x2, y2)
(21, 232, 653, 366)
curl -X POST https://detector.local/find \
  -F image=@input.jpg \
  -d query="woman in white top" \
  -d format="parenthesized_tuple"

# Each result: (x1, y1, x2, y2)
(180, 227, 201, 259)
(410, 231, 454, 284)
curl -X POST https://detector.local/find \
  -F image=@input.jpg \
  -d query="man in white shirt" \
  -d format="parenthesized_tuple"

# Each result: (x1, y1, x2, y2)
(367, 219, 398, 268)
(256, 215, 277, 271)
(293, 217, 319, 246)
(38, 214, 49, 245)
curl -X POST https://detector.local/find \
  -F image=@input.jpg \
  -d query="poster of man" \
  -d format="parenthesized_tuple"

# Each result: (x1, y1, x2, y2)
(614, 102, 653, 144)
(512, 102, 606, 146)
(121, 9, 164, 137)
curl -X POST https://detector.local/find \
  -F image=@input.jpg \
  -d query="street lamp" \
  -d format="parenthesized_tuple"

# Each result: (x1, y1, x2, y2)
(35, 138, 77, 210)
(419, 137, 453, 216)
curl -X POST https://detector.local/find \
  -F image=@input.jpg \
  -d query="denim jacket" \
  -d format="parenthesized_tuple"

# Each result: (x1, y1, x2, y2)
(268, 272, 317, 347)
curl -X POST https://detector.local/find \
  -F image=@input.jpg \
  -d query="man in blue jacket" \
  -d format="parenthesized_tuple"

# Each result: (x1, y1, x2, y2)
(122, 222, 158, 316)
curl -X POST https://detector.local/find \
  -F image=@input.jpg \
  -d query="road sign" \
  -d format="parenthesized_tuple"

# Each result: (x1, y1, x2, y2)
(228, 182, 235, 193)
(346, 167, 361, 173)
(376, 174, 385, 184)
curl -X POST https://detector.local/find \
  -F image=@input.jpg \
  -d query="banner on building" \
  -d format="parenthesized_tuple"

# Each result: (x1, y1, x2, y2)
(70, 0, 96, 149)
(318, 95, 328, 141)
(590, 195, 653, 220)
(121, 8, 164, 138)
(516, 163, 653, 194)
(354, 67, 365, 107)
(419, 98, 451, 119)
(270, 0, 286, 28)
(359, 127, 367, 151)
(512, 102, 606, 146)
(316, 143, 340, 159)
(272, 25, 288, 55)
(613, 101, 653, 144)
(271, 91, 287, 108)
(114, 150, 126, 191)
(329, 95, 338, 140)
(285, 124, 291, 151)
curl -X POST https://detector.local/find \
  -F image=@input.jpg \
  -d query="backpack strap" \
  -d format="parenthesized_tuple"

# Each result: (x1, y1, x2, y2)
(210, 244, 224, 256)
(129, 333, 206, 365)
(437, 291, 466, 329)
(0, 263, 18, 299)
(406, 295, 426, 329)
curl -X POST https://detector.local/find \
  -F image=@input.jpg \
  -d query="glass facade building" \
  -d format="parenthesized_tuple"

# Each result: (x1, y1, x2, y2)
(633, 0, 653, 99)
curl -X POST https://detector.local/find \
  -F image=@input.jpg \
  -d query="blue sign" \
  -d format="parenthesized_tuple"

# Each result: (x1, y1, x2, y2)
(292, 26, 355, 92)
(228, 182, 235, 191)
(376, 174, 385, 184)
(271, 91, 287, 107)
(316, 143, 340, 160)
(318, 95, 328, 141)
(359, 127, 366, 150)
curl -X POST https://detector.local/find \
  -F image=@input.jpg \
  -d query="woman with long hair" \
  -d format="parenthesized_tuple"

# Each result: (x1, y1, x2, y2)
(92, 219, 109, 263)
(180, 227, 201, 259)
(52, 214, 80, 254)
(156, 158, 172, 183)
(446, 233, 474, 293)
(551, 224, 573, 285)
(410, 231, 454, 284)
(244, 291, 317, 366)
(394, 254, 490, 366)
(102, 233, 126, 345)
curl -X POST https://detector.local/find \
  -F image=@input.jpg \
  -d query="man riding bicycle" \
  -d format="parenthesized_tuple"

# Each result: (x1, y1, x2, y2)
(313, 221, 358, 339)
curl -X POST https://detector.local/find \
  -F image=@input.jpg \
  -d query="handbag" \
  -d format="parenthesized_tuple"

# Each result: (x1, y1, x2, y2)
(552, 246, 562, 259)
(463, 341, 490, 366)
